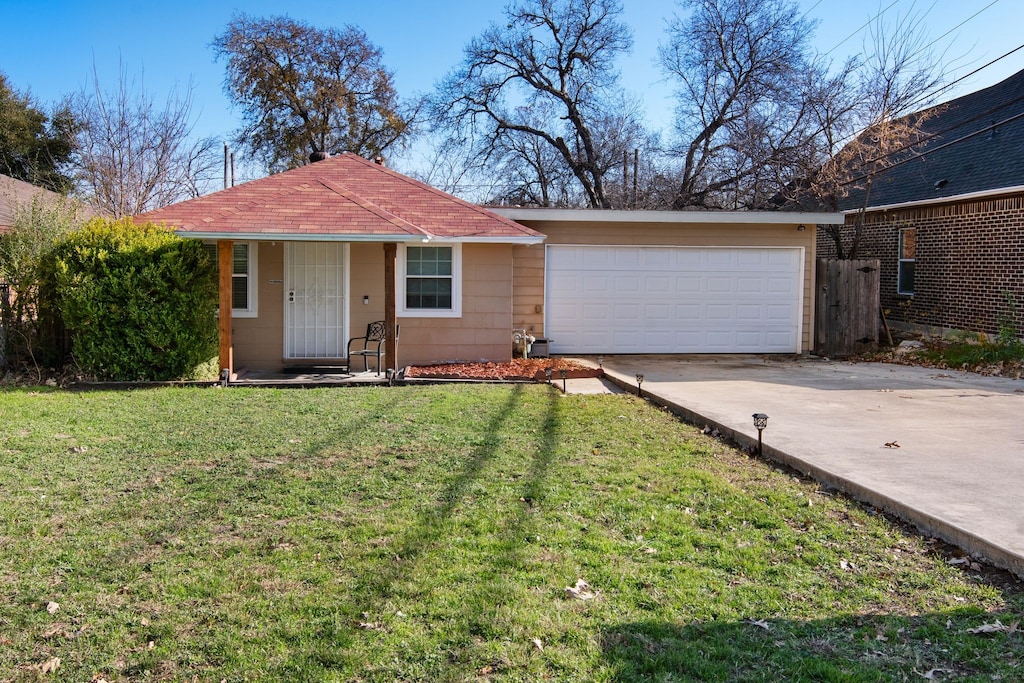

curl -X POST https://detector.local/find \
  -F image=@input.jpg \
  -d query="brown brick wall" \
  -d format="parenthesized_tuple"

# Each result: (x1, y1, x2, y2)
(816, 193, 1024, 337)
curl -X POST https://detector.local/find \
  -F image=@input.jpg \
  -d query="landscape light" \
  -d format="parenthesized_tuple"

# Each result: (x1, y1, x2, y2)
(752, 413, 768, 456)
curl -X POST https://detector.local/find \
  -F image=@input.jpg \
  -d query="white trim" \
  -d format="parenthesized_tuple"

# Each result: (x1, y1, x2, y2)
(233, 242, 258, 318)
(844, 184, 1024, 214)
(492, 207, 844, 225)
(203, 240, 258, 318)
(397, 242, 462, 318)
(177, 230, 543, 245)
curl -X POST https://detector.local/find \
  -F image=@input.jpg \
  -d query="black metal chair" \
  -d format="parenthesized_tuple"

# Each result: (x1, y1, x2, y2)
(347, 321, 398, 375)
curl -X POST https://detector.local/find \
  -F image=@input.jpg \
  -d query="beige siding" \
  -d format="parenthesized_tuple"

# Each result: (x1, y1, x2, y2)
(230, 241, 515, 372)
(397, 243, 514, 366)
(232, 241, 284, 371)
(511, 220, 816, 352)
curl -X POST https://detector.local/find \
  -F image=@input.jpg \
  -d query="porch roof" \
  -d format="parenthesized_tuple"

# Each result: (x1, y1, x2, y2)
(135, 153, 544, 244)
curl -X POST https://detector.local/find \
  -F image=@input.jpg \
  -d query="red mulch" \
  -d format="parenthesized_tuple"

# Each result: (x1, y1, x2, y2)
(405, 358, 599, 380)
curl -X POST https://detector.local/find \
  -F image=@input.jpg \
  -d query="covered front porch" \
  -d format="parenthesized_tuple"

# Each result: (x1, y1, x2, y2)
(215, 239, 399, 381)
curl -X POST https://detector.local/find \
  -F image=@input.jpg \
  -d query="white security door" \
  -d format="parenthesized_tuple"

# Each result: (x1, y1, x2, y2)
(545, 246, 803, 354)
(285, 242, 348, 358)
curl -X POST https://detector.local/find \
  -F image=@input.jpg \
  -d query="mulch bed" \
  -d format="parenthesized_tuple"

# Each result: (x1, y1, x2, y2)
(404, 357, 602, 381)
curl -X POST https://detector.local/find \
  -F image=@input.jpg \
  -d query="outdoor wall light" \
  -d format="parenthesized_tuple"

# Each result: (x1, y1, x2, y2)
(797, 224, 806, 231)
(636, 373, 645, 397)
(363, 295, 369, 305)
(752, 413, 769, 456)
(559, 368, 568, 393)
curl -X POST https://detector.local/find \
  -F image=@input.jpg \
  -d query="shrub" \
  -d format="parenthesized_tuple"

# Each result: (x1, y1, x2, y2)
(0, 192, 83, 370)
(48, 218, 218, 380)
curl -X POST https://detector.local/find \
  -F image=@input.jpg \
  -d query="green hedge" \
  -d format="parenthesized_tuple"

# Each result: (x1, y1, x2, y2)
(48, 218, 218, 380)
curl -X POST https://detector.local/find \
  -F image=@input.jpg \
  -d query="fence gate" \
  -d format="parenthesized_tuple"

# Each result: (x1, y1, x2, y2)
(815, 259, 880, 357)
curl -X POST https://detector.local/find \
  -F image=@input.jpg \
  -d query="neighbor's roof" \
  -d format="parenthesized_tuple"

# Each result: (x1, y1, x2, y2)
(136, 153, 544, 244)
(0, 174, 63, 233)
(842, 68, 1024, 212)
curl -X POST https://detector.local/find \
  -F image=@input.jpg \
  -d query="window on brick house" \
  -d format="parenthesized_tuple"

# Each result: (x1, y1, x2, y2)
(898, 228, 916, 296)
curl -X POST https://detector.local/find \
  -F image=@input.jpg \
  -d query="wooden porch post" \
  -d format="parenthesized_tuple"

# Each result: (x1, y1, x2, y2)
(218, 240, 234, 378)
(383, 242, 398, 372)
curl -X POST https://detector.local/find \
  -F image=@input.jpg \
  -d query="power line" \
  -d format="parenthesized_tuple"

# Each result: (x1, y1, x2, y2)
(840, 101, 1024, 188)
(859, 0, 1000, 74)
(904, 40, 1024, 112)
(824, 0, 901, 56)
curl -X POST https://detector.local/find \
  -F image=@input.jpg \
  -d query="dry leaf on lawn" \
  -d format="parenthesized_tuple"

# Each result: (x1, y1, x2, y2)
(565, 578, 597, 600)
(46, 601, 60, 614)
(34, 657, 61, 673)
(966, 620, 1012, 634)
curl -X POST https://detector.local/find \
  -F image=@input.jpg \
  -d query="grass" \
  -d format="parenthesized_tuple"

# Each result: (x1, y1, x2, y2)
(919, 336, 1024, 370)
(1, 383, 1021, 681)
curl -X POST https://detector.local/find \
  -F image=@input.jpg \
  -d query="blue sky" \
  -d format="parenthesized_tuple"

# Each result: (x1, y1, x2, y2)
(1, 0, 1021, 178)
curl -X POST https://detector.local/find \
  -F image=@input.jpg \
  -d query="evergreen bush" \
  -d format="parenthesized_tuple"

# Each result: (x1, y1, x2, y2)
(48, 218, 218, 380)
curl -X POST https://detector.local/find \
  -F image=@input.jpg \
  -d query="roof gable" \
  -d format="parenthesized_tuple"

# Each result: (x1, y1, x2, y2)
(135, 153, 543, 243)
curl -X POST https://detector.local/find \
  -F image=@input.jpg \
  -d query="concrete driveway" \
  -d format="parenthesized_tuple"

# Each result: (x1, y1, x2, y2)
(584, 354, 1024, 577)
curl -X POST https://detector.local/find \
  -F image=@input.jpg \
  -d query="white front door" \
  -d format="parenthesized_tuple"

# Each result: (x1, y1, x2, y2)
(284, 242, 349, 359)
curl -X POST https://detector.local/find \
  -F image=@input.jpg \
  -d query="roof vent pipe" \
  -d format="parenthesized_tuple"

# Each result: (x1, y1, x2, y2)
(374, 155, 385, 166)
(309, 150, 330, 163)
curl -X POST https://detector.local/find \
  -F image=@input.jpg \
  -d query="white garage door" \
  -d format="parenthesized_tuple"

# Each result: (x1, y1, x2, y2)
(545, 246, 803, 354)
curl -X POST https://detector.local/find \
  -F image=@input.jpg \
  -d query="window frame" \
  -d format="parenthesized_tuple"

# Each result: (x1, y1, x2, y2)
(397, 242, 462, 318)
(205, 241, 258, 318)
(897, 228, 916, 297)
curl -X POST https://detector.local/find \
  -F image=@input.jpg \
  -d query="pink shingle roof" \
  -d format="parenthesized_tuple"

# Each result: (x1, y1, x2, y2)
(136, 153, 543, 242)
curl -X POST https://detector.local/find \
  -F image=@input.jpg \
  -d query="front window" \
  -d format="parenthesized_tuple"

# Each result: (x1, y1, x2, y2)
(205, 241, 258, 317)
(898, 228, 915, 296)
(398, 243, 461, 317)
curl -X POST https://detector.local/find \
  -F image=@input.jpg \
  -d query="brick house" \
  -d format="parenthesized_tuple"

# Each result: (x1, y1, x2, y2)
(817, 68, 1024, 338)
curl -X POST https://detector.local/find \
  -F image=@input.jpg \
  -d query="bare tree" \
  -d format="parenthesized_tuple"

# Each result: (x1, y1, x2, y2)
(799, 8, 945, 258)
(660, 0, 833, 209)
(70, 63, 219, 217)
(433, 0, 642, 209)
(213, 15, 417, 172)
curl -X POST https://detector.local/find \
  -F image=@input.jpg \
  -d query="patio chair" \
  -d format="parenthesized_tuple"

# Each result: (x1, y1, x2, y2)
(347, 321, 398, 375)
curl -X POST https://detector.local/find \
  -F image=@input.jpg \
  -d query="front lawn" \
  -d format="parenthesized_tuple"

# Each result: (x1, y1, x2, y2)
(1, 385, 1020, 681)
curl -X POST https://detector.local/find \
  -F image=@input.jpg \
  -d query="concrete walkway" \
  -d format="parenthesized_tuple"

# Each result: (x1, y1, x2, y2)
(568, 355, 1024, 577)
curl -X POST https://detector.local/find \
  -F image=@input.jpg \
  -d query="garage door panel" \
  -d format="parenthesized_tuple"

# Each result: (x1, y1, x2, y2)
(644, 303, 672, 320)
(613, 303, 641, 320)
(546, 246, 801, 353)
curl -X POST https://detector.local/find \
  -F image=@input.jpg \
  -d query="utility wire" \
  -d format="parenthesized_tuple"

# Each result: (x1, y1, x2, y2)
(902, 41, 1024, 113)
(840, 106, 1024, 188)
(824, 0, 901, 55)
(816, 40, 1024, 164)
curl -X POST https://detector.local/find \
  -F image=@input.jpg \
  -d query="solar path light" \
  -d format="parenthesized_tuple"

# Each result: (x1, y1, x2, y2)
(752, 413, 768, 456)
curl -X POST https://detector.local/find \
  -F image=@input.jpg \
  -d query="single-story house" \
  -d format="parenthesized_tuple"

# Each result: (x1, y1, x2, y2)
(818, 67, 1024, 338)
(138, 153, 841, 375)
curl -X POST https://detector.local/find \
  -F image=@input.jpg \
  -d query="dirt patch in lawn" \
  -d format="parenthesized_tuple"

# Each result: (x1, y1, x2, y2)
(405, 358, 601, 381)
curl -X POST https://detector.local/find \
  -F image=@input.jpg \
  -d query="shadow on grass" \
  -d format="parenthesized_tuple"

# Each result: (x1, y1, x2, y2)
(601, 609, 1023, 682)
(348, 385, 530, 606)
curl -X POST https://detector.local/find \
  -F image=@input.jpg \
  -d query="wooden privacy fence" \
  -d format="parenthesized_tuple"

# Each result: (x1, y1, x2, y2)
(815, 259, 881, 358)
